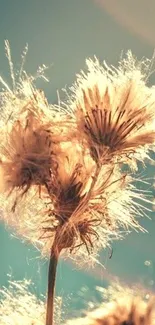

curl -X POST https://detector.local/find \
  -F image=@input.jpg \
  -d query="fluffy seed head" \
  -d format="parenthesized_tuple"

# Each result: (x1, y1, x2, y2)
(69, 52, 155, 166)
(0, 279, 63, 325)
(0, 42, 68, 201)
(0, 45, 152, 263)
(0, 141, 150, 260)
(0, 280, 45, 325)
(65, 283, 155, 325)
(66, 297, 155, 325)
(0, 113, 55, 199)
(40, 153, 148, 258)
(38, 144, 101, 256)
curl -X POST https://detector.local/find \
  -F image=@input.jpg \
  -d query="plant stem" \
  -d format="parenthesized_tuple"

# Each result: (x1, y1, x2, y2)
(46, 244, 60, 325)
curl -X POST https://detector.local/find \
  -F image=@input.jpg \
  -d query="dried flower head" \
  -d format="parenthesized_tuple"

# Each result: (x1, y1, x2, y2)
(1, 43, 155, 325)
(0, 143, 147, 260)
(0, 279, 62, 325)
(0, 43, 69, 209)
(66, 284, 155, 325)
(0, 44, 152, 265)
(68, 51, 155, 166)
(42, 147, 100, 255)
(0, 279, 45, 325)
(39, 156, 148, 258)
(0, 113, 56, 198)
(66, 297, 155, 325)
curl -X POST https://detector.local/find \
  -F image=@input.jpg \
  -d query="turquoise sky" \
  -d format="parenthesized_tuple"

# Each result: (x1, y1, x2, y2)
(0, 0, 155, 318)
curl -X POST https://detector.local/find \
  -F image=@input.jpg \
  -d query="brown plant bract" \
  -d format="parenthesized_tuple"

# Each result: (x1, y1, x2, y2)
(69, 52, 155, 167)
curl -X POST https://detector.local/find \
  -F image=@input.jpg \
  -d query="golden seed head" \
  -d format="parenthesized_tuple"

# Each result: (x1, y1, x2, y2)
(66, 283, 155, 325)
(0, 279, 63, 325)
(0, 45, 153, 262)
(69, 52, 155, 165)
(0, 109, 63, 203)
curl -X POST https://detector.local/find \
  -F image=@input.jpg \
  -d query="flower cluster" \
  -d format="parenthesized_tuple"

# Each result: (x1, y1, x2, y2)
(0, 48, 154, 262)
(0, 44, 155, 325)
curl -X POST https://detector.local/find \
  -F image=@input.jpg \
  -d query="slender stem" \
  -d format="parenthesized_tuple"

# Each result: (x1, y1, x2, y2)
(46, 244, 60, 325)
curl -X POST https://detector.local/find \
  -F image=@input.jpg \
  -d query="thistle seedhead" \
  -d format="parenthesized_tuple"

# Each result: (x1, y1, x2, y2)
(40, 159, 148, 259)
(0, 45, 153, 264)
(0, 114, 54, 196)
(0, 137, 150, 260)
(66, 298, 155, 325)
(0, 279, 63, 325)
(0, 87, 69, 207)
(66, 283, 155, 325)
(68, 52, 155, 168)
(0, 280, 45, 325)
